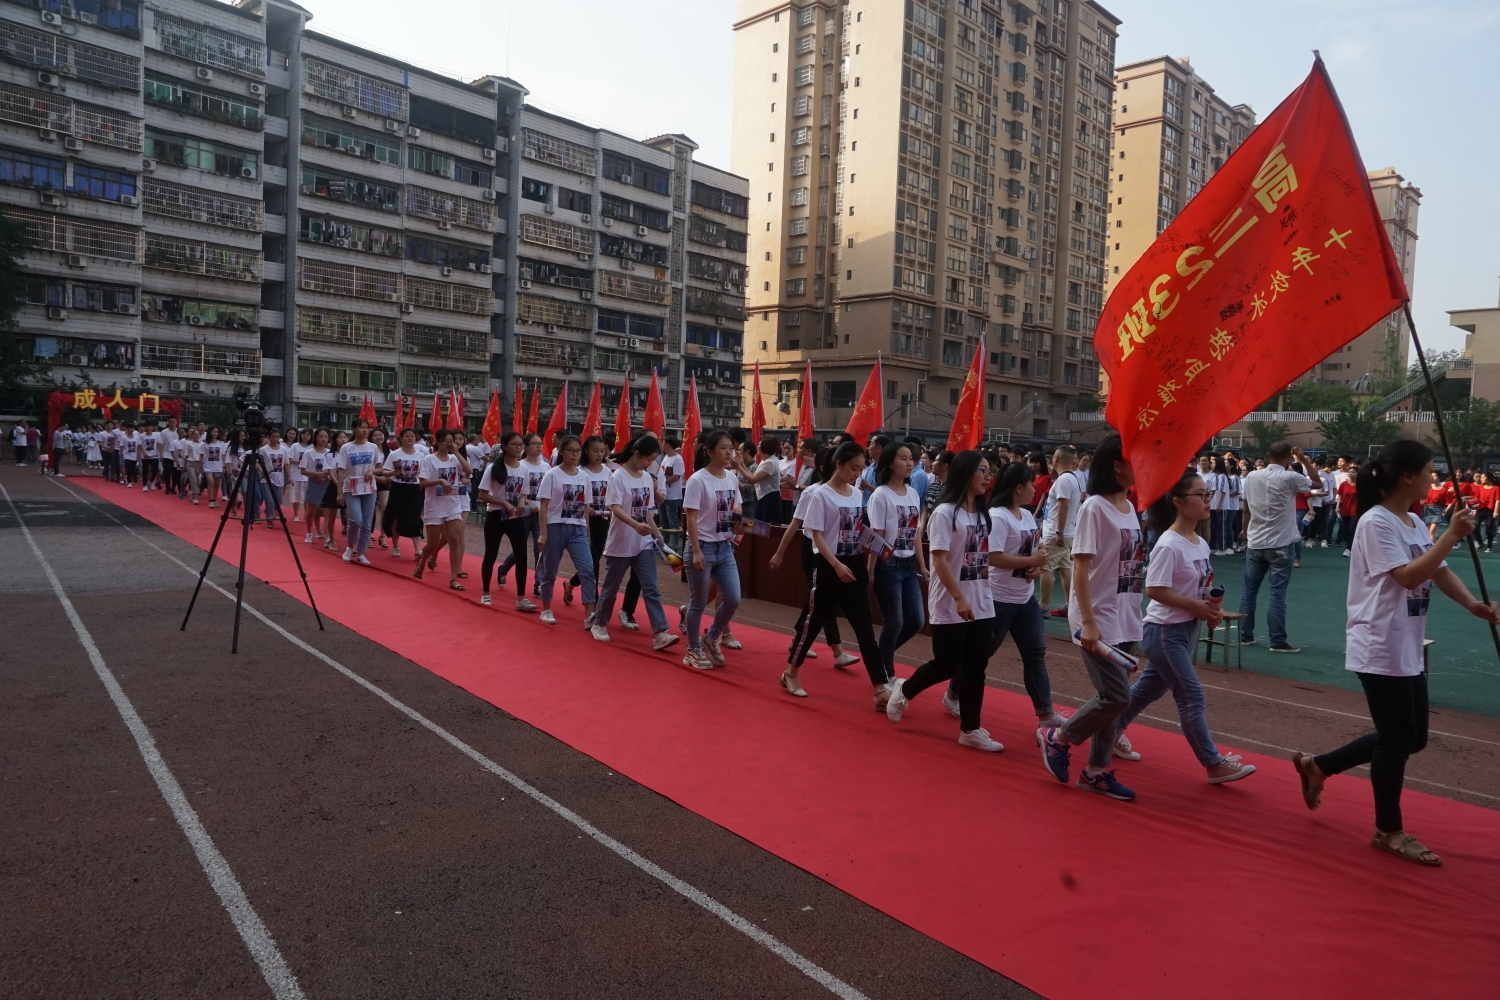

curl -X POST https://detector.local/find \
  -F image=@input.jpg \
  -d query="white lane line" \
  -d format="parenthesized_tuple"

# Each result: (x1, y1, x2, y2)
(44, 477, 875, 1000)
(1, 483, 305, 1000)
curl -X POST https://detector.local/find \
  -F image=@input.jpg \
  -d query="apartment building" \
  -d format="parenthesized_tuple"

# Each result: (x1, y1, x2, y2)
(512, 109, 748, 431)
(733, 0, 1116, 443)
(1313, 167, 1419, 389)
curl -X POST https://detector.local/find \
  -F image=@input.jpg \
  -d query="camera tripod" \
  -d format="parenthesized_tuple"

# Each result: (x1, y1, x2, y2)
(181, 428, 323, 651)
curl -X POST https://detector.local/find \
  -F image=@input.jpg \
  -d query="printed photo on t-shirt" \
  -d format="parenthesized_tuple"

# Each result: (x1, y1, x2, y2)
(589, 477, 609, 511)
(561, 483, 587, 520)
(714, 488, 736, 534)
(1014, 524, 1040, 579)
(1117, 528, 1146, 593)
(1191, 557, 1214, 599)
(389, 455, 421, 484)
(628, 485, 653, 524)
(525, 469, 546, 501)
(893, 504, 919, 553)
(1406, 542, 1433, 616)
(835, 504, 862, 556)
(959, 523, 991, 581)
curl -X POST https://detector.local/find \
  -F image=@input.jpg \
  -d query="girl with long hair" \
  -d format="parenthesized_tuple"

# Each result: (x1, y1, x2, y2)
(378, 427, 425, 560)
(285, 426, 309, 524)
(536, 435, 596, 625)
(885, 451, 1003, 750)
(682, 430, 746, 670)
(867, 441, 927, 685)
(1038, 433, 1145, 801)
(415, 429, 472, 588)
(201, 426, 224, 508)
(741, 433, 786, 524)
(592, 434, 679, 650)
(299, 428, 336, 546)
(498, 433, 547, 596)
(564, 435, 612, 608)
(1293, 441, 1498, 866)
(369, 427, 390, 549)
(1115, 473, 1256, 784)
(476, 431, 537, 611)
(335, 418, 382, 565)
(221, 428, 244, 513)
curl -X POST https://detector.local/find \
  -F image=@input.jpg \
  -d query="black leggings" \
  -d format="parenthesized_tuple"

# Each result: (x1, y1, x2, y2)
(789, 534, 843, 651)
(900, 618, 995, 732)
(1339, 514, 1358, 548)
(569, 515, 609, 587)
(789, 555, 884, 687)
(482, 515, 532, 595)
(1477, 508, 1495, 548)
(1315, 671, 1428, 833)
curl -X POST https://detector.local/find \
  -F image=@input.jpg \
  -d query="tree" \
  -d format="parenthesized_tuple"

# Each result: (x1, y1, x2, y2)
(1245, 420, 1289, 458)
(1440, 397, 1500, 469)
(1317, 404, 1399, 457)
(0, 210, 39, 403)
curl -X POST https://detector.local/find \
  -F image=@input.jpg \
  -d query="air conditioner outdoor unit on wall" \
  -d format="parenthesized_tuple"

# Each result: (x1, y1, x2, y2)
(120, 194, 138, 207)
(342, 106, 357, 118)
(337, 392, 353, 402)
(41, 10, 62, 26)
(188, 381, 203, 392)
(518, 279, 531, 289)
(636, 225, 648, 236)
(196, 67, 213, 81)
(46, 306, 66, 319)
(482, 148, 496, 162)
(580, 290, 592, 301)
(169, 380, 186, 392)
(142, 158, 157, 171)
(69, 354, 87, 365)
(249, 83, 266, 96)
(581, 213, 591, 223)
(617, 337, 630, 347)
(188, 314, 205, 325)
(384, 119, 400, 132)
(441, 266, 453, 276)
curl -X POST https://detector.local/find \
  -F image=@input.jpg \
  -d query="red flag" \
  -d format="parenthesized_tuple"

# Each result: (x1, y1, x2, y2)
(403, 394, 417, 432)
(682, 375, 702, 477)
(481, 386, 502, 445)
(845, 352, 884, 444)
(1099, 58, 1407, 507)
(427, 392, 442, 438)
(946, 339, 986, 453)
(511, 380, 525, 434)
(391, 393, 404, 435)
(613, 380, 632, 447)
(525, 380, 540, 435)
(542, 381, 569, 455)
(642, 370, 665, 438)
(793, 359, 815, 481)
(581, 380, 603, 441)
(749, 361, 766, 447)
(357, 391, 376, 426)
(446, 388, 464, 431)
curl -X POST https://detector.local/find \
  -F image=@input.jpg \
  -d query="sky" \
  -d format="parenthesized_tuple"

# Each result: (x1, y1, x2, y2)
(302, 0, 1500, 355)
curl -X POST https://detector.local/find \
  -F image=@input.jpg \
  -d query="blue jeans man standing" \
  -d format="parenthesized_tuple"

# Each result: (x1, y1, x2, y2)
(1239, 543, 1294, 648)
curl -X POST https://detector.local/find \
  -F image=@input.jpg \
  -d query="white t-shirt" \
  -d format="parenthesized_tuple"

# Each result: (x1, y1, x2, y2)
(140, 433, 159, 459)
(802, 483, 865, 559)
(1043, 470, 1083, 539)
(1144, 529, 1215, 625)
(299, 447, 334, 479)
(202, 441, 225, 473)
(158, 427, 177, 456)
(1067, 494, 1146, 645)
(683, 468, 742, 543)
(382, 448, 422, 485)
(754, 456, 782, 500)
(180, 439, 203, 463)
(259, 444, 288, 486)
(988, 505, 1040, 604)
(466, 443, 489, 471)
(286, 442, 307, 482)
(477, 461, 526, 517)
(418, 453, 465, 521)
(604, 467, 658, 558)
(795, 482, 822, 539)
(926, 504, 995, 626)
(121, 434, 139, 461)
(867, 484, 922, 559)
(1243, 465, 1313, 549)
(519, 458, 548, 508)
(661, 453, 685, 500)
(1346, 505, 1444, 677)
(538, 466, 591, 525)
(583, 466, 613, 518)
(337, 441, 382, 496)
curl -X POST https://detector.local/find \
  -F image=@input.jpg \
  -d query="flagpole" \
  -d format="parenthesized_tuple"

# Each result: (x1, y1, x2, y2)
(1404, 301, 1500, 662)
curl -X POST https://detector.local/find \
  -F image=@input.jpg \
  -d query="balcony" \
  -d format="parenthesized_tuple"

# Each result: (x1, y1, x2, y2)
(262, 164, 288, 188)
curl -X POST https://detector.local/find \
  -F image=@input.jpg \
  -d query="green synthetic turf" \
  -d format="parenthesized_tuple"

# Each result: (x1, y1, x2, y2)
(1040, 541, 1500, 719)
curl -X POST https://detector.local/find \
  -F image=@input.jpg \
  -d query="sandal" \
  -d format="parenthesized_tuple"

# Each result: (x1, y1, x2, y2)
(412, 563, 424, 580)
(779, 671, 807, 698)
(449, 580, 465, 591)
(427, 555, 438, 571)
(1370, 832, 1441, 867)
(457, 570, 468, 579)
(563, 580, 574, 605)
(1291, 752, 1322, 811)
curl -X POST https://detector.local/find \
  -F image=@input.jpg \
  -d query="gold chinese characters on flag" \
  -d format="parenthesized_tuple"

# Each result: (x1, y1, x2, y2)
(1096, 57, 1408, 507)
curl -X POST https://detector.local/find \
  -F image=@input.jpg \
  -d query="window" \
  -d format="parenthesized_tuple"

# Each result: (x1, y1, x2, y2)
(409, 94, 495, 146)
(599, 309, 666, 340)
(887, 380, 898, 400)
(789, 187, 809, 207)
(296, 309, 397, 348)
(791, 126, 812, 146)
(145, 73, 261, 129)
(403, 323, 488, 361)
(688, 215, 747, 252)
(69, 280, 135, 312)
(300, 167, 400, 213)
(521, 177, 551, 202)
(786, 278, 807, 296)
(687, 253, 745, 286)
(142, 294, 257, 331)
(790, 155, 810, 176)
(796, 33, 816, 54)
(794, 65, 814, 87)
(28, 335, 135, 369)
(602, 151, 671, 194)
(519, 256, 592, 290)
(689, 181, 749, 217)
(600, 232, 670, 267)
(785, 246, 807, 266)
(941, 339, 965, 367)
(298, 361, 396, 390)
(522, 128, 594, 175)
(69, 164, 138, 203)
(303, 57, 404, 118)
(0, 147, 66, 191)
(558, 187, 591, 214)
(405, 235, 491, 272)
(601, 194, 670, 230)
(950, 150, 971, 180)
(146, 128, 258, 178)
(156, 12, 260, 75)
(792, 95, 813, 117)
(24, 276, 66, 307)
(797, 6, 816, 26)
(685, 323, 742, 350)
(299, 214, 400, 256)
(408, 145, 452, 179)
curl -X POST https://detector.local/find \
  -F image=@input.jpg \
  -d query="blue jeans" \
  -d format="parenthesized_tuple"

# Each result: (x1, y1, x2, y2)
(660, 499, 682, 531)
(686, 539, 741, 650)
(1123, 620, 1225, 767)
(1239, 543, 1293, 645)
(596, 549, 668, 635)
(539, 522, 595, 605)
(345, 492, 376, 554)
(990, 595, 1052, 715)
(253, 478, 282, 521)
(872, 555, 924, 682)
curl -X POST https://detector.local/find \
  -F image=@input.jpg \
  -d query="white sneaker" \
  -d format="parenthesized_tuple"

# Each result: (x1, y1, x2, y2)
(304, 533, 313, 544)
(356, 554, 371, 566)
(293, 514, 301, 523)
(1113, 732, 1142, 761)
(832, 652, 861, 669)
(515, 598, 537, 613)
(683, 648, 713, 670)
(391, 546, 401, 558)
(1320, 541, 1329, 548)
(1208, 758, 1258, 784)
(941, 689, 961, 718)
(702, 634, 726, 666)
(886, 683, 910, 722)
(341, 549, 353, 562)
(591, 624, 611, 642)
(652, 631, 680, 651)
(803, 648, 818, 659)
(481, 594, 492, 606)
(958, 728, 1005, 752)
(539, 609, 556, 625)
(1342, 549, 1352, 558)
(619, 610, 640, 630)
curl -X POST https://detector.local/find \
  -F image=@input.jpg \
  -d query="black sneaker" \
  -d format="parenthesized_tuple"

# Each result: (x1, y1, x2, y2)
(1239, 636, 1257, 645)
(1268, 643, 1301, 654)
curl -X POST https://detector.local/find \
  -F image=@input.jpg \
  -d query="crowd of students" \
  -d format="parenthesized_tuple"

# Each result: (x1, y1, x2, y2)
(33, 414, 1494, 868)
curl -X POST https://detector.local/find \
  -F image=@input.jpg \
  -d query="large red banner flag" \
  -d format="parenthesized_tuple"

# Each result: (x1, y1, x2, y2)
(793, 359, 816, 480)
(481, 387, 502, 445)
(946, 338, 986, 453)
(642, 370, 665, 438)
(581, 380, 603, 441)
(512, 380, 525, 435)
(845, 352, 884, 443)
(1099, 57, 1407, 507)
(542, 381, 569, 455)
(682, 375, 703, 477)
(391, 393, 404, 434)
(525, 380, 540, 435)
(358, 391, 376, 426)
(749, 360, 766, 447)
(613, 381, 633, 447)
(428, 392, 442, 437)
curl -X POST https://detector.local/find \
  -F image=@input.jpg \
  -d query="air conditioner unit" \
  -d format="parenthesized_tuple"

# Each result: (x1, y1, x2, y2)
(482, 147, 497, 162)
(518, 278, 532, 289)
(619, 176, 633, 186)
(47, 306, 67, 319)
(195, 67, 214, 81)
(57, 62, 75, 76)
(342, 106, 358, 118)
(66, 254, 85, 268)
(142, 158, 157, 171)
(384, 119, 401, 132)
(441, 266, 453, 276)
(716, 317, 727, 326)
(249, 83, 266, 97)
(38, 128, 57, 141)
(59, 5, 76, 19)
(37, 70, 60, 87)
(69, 354, 87, 365)
(721, 281, 732, 291)
(239, 165, 256, 179)
(481, 189, 496, 202)
(545, 324, 557, 333)
(40, 192, 63, 207)
(188, 315, 205, 325)
(169, 380, 186, 392)
(41, 10, 63, 26)
(581, 213, 591, 223)
(580, 290, 592, 301)
(337, 392, 354, 402)
(636, 225, 649, 236)
(385, 391, 398, 402)
(137, 378, 152, 390)
(299, 280, 317, 290)
(628, 337, 640, 349)
(120, 194, 138, 207)
(620, 259, 633, 270)
(437, 220, 452, 230)
(301, 83, 317, 95)
(617, 337, 630, 347)
(401, 303, 414, 313)
(576, 252, 590, 261)
(117, 303, 136, 315)
(406, 126, 421, 138)
(188, 381, 203, 392)
(478, 263, 492, 274)
(602, 217, 613, 227)
(543, 203, 555, 214)
(332, 238, 348, 248)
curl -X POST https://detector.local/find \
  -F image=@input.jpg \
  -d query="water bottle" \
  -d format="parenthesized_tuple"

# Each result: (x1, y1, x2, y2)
(1074, 629, 1140, 672)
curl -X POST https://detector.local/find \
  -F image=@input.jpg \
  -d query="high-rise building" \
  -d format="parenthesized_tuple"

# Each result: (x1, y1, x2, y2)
(1312, 167, 1419, 389)
(733, 0, 1117, 444)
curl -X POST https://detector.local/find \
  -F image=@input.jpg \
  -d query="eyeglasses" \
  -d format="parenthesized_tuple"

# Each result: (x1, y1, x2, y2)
(1180, 491, 1213, 501)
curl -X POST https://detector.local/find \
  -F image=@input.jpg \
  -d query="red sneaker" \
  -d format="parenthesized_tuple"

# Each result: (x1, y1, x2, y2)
(1048, 606, 1069, 617)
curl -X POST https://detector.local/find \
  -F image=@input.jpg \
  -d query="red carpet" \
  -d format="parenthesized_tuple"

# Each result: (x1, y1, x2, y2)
(82, 478, 1500, 1000)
